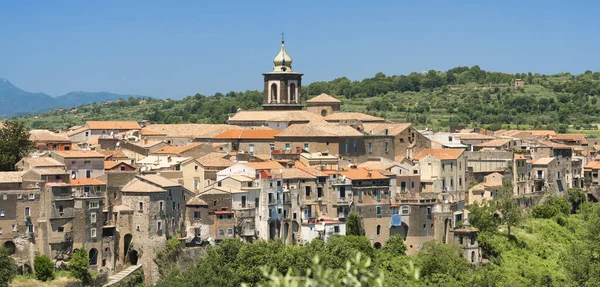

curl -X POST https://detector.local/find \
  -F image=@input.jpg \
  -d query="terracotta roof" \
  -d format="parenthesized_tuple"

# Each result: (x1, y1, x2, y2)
(306, 93, 341, 103)
(529, 130, 557, 136)
(138, 174, 181, 188)
(197, 153, 233, 168)
(104, 161, 134, 170)
(67, 127, 88, 136)
(414, 149, 464, 160)
(70, 178, 106, 186)
(186, 196, 208, 206)
(128, 139, 165, 149)
(153, 142, 206, 155)
(22, 157, 64, 167)
(474, 138, 512, 147)
(213, 130, 282, 140)
(550, 134, 588, 144)
(363, 123, 412, 136)
(243, 161, 284, 170)
(274, 168, 316, 179)
(585, 161, 600, 169)
(97, 150, 128, 159)
(228, 110, 325, 123)
(122, 178, 164, 193)
(29, 130, 70, 142)
(514, 153, 528, 160)
(276, 123, 363, 138)
(324, 112, 385, 122)
(227, 175, 255, 182)
(139, 128, 166, 136)
(145, 124, 250, 139)
(358, 161, 398, 171)
(53, 150, 105, 159)
(339, 167, 388, 180)
(0, 171, 25, 183)
(294, 161, 328, 177)
(451, 133, 495, 140)
(31, 167, 68, 175)
(538, 140, 571, 149)
(532, 157, 555, 165)
(86, 121, 141, 130)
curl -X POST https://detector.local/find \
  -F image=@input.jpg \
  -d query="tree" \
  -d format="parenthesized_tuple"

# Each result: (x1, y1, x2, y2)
(494, 181, 522, 237)
(381, 235, 407, 256)
(69, 247, 91, 285)
(467, 201, 501, 233)
(417, 241, 471, 283)
(0, 247, 17, 286)
(34, 255, 54, 282)
(0, 121, 34, 171)
(346, 211, 364, 236)
(568, 188, 587, 213)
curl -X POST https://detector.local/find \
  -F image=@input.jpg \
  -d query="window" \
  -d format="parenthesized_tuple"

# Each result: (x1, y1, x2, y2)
(1, 210, 5, 217)
(241, 196, 247, 208)
(450, 178, 454, 187)
(411, 181, 415, 189)
(194, 228, 201, 236)
(227, 228, 233, 235)
(0, 227, 2, 234)
(321, 205, 327, 215)
(249, 144, 255, 153)
(25, 207, 30, 217)
(28, 194, 35, 200)
(120, 166, 126, 171)
(442, 163, 445, 171)
(376, 225, 381, 236)
(90, 212, 96, 223)
(317, 187, 323, 198)
(138, 202, 144, 212)
(90, 228, 97, 238)
(427, 207, 432, 219)
(270, 143, 275, 151)
(459, 177, 463, 187)
(358, 191, 362, 203)
(168, 189, 172, 197)
(401, 205, 410, 215)
(90, 201, 99, 209)
(57, 226, 64, 232)
(334, 225, 340, 233)
(159, 201, 164, 211)
(157, 221, 162, 231)
(195, 165, 199, 171)
(72, 161, 77, 164)
(305, 186, 311, 197)
(304, 143, 309, 151)
(450, 162, 453, 170)
(194, 211, 201, 219)
(28, 224, 34, 233)
(376, 190, 381, 202)
(11, 225, 16, 232)
(84, 160, 91, 165)
(376, 206, 381, 218)
(219, 229, 225, 235)
(353, 142, 357, 153)
(285, 143, 290, 151)
(17, 194, 22, 199)
(345, 143, 349, 153)
(2, 193, 6, 200)
(71, 171, 77, 179)
(384, 142, 388, 152)
(368, 142, 372, 153)
(401, 181, 406, 192)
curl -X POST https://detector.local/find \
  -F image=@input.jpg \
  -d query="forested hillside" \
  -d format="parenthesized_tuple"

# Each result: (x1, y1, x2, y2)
(14, 66, 600, 134)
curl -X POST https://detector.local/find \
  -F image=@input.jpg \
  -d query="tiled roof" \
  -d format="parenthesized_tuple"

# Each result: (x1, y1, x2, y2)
(31, 167, 68, 175)
(243, 161, 284, 170)
(529, 130, 557, 136)
(29, 130, 70, 142)
(474, 138, 512, 147)
(532, 157, 555, 165)
(228, 110, 326, 123)
(144, 124, 242, 138)
(306, 93, 341, 103)
(274, 168, 316, 179)
(585, 161, 600, 169)
(340, 167, 388, 180)
(358, 161, 397, 171)
(138, 174, 181, 188)
(538, 140, 572, 149)
(97, 150, 128, 159)
(122, 178, 164, 193)
(0, 171, 24, 183)
(70, 178, 105, 186)
(363, 123, 412, 136)
(54, 150, 105, 159)
(324, 112, 385, 122)
(276, 123, 363, 138)
(23, 157, 64, 167)
(414, 149, 464, 160)
(197, 153, 233, 168)
(153, 142, 206, 155)
(550, 133, 588, 144)
(86, 121, 141, 130)
(213, 130, 282, 140)
(104, 161, 134, 170)
(186, 196, 208, 206)
(514, 153, 528, 160)
(128, 139, 165, 149)
(139, 128, 166, 136)
(294, 161, 328, 177)
(451, 133, 495, 140)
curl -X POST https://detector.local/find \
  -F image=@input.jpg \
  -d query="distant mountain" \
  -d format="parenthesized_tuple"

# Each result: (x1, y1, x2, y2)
(0, 78, 144, 116)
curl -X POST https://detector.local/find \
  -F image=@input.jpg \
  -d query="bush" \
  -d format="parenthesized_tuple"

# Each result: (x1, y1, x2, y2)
(0, 247, 17, 286)
(69, 247, 91, 285)
(532, 205, 559, 219)
(382, 235, 407, 255)
(34, 255, 54, 282)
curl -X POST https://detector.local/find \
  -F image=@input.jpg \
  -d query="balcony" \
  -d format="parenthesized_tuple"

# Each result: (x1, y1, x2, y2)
(336, 196, 353, 205)
(51, 210, 74, 219)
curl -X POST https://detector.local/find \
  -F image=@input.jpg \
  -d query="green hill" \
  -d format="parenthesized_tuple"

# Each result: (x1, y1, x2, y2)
(13, 66, 600, 134)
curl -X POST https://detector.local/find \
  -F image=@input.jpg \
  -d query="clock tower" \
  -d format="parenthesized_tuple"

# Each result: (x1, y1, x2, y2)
(262, 37, 303, 110)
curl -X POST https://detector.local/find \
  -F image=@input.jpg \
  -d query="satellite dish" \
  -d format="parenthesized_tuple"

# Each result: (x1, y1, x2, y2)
(116, 142, 121, 147)
(71, 173, 76, 179)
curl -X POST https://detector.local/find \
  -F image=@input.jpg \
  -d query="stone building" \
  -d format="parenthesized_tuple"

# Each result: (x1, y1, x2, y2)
(51, 150, 105, 180)
(211, 129, 282, 156)
(306, 93, 341, 117)
(362, 123, 431, 160)
(29, 130, 72, 151)
(262, 39, 303, 111)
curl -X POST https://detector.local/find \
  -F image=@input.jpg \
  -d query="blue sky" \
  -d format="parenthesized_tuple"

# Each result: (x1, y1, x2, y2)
(0, 1, 598, 99)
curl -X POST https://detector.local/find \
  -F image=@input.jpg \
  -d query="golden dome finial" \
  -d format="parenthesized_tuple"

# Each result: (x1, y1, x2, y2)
(273, 34, 292, 72)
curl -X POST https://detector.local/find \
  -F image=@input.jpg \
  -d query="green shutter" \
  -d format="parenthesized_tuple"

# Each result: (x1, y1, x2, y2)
(358, 191, 362, 203)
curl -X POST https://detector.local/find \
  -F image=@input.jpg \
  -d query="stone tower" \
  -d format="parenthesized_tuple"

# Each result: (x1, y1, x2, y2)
(262, 38, 303, 111)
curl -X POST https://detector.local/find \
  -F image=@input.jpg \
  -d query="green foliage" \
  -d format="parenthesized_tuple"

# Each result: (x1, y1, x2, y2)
(467, 201, 501, 233)
(381, 235, 407, 256)
(494, 181, 522, 237)
(568, 188, 587, 213)
(0, 120, 34, 171)
(417, 241, 471, 284)
(345, 212, 364, 236)
(34, 255, 54, 282)
(532, 196, 570, 219)
(69, 247, 91, 285)
(0, 247, 17, 286)
(155, 237, 184, 279)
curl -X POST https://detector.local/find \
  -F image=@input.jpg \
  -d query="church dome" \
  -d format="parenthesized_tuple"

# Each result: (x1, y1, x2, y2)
(273, 40, 293, 72)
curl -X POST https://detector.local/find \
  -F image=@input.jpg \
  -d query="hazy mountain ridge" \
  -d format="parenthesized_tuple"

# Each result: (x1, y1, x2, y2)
(0, 78, 145, 116)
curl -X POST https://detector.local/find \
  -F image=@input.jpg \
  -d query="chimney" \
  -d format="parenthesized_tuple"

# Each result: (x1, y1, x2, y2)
(368, 171, 372, 178)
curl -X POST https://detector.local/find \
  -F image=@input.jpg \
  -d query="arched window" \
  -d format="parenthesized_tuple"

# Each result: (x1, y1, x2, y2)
(89, 248, 98, 266)
(271, 83, 278, 103)
(290, 83, 296, 103)
(401, 205, 410, 215)
(321, 109, 327, 116)
(376, 224, 381, 236)
(470, 235, 476, 245)
(471, 251, 476, 263)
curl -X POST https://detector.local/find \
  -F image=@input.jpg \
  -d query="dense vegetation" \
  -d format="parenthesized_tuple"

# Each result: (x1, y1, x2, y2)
(152, 187, 599, 287)
(14, 67, 600, 135)
(0, 120, 34, 171)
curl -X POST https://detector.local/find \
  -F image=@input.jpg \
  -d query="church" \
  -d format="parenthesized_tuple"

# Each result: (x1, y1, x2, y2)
(227, 38, 386, 129)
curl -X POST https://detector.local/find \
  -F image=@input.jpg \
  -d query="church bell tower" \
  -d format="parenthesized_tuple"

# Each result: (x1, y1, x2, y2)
(262, 36, 303, 110)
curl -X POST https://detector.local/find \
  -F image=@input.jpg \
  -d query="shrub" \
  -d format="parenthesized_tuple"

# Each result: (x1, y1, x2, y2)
(0, 247, 17, 286)
(34, 255, 54, 282)
(532, 205, 559, 219)
(69, 247, 91, 285)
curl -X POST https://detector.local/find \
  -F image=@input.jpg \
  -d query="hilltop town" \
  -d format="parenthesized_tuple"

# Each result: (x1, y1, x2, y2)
(1, 41, 599, 286)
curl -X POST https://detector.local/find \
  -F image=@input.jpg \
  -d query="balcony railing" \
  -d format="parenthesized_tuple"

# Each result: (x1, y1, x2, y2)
(336, 196, 353, 205)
